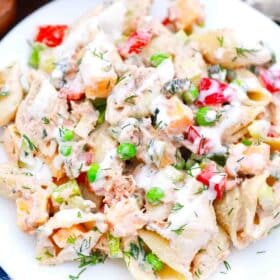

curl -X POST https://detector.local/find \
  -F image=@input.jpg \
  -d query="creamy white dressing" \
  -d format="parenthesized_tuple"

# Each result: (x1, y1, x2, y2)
(150, 95, 171, 127)
(156, 58, 175, 84)
(80, 33, 117, 87)
(208, 173, 226, 200)
(39, 209, 106, 237)
(146, 139, 166, 167)
(28, 80, 58, 119)
(97, 1, 126, 41)
(147, 177, 218, 274)
(200, 104, 243, 154)
(205, 109, 217, 122)
(89, 148, 121, 192)
(134, 165, 184, 203)
(54, 18, 99, 61)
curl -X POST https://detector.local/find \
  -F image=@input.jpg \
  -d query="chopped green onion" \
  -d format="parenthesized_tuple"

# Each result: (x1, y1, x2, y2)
(117, 143, 137, 160)
(60, 145, 72, 157)
(174, 159, 186, 170)
(92, 98, 106, 126)
(145, 253, 164, 272)
(171, 224, 187, 235)
(150, 53, 170, 67)
(171, 202, 184, 212)
(28, 43, 45, 69)
(182, 84, 199, 104)
(92, 98, 107, 108)
(96, 107, 106, 126)
(23, 134, 38, 151)
(146, 187, 165, 205)
(87, 163, 100, 183)
(42, 117, 50, 124)
(208, 154, 227, 167)
(195, 107, 218, 126)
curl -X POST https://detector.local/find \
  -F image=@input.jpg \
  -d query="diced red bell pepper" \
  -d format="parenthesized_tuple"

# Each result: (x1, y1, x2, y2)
(162, 17, 172, 26)
(214, 176, 226, 200)
(197, 137, 210, 156)
(196, 163, 216, 185)
(119, 29, 153, 58)
(59, 87, 85, 101)
(197, 78, 233, 106)
(267, 126, 278, 137)
(184, 125, 201, 143)
(35, 25, 68, 47)
(184, 126, 210, 155)
(258, 68, 280, 93)
(196, 163, 226, 200)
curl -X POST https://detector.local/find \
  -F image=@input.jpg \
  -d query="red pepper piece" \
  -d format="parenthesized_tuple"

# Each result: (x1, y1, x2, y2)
(196, 163, 226, 200)
(197, 78, 233, 106)
(214, 176, 226, 200)
(35, 25, 68, 47)
(184, 126, 210, 155)
(184, 125, 201, 143)
(196, 163, 216, 186)
(59, 87, 85, 101)
(162, 17, 172, 26)
(197, 137, 210, 155)
(259, 68, 280, 93)
(119, 29, 153, 58)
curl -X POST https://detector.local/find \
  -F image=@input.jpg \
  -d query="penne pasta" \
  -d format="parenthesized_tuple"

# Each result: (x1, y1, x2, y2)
(0, 63, 23, 126)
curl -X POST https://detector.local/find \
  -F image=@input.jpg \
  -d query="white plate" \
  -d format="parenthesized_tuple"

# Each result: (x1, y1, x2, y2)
(0, 0, 280, 279)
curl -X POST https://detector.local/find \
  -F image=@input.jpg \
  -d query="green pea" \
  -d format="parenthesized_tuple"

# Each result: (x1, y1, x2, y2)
(87, 163, 100, 183)
(150, 53, 170, 67)
(62, 128, 74, 142)
(60, 145, 72, 157)
(242, 139, 252, 146)
(146, 187, 165, 205)
(182, 84, 199, 104)
(145, 253, 164, 272)
(195, 107, 218, 126)
(117, 143, 137, 160)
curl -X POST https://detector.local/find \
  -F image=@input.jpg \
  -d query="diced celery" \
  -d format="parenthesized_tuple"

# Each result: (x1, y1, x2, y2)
(52, 180, 81, 204)
(40, 56, 55, 73)
(28, 43, 45, 69)
(67, 196, 93, 212)
(108, 233, 121, 257)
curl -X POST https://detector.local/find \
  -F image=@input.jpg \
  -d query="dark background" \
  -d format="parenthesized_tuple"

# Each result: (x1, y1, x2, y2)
(6, 0, 280, 36)
(2, 0, 53, 37)
(16, 0, 52, 23)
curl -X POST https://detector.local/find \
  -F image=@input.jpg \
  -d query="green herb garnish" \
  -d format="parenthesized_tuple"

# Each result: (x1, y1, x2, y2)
(23, 134, 38, 151)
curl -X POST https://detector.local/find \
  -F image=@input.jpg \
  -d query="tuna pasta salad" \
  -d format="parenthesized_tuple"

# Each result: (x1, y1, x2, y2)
(0, 0, 280, 279)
